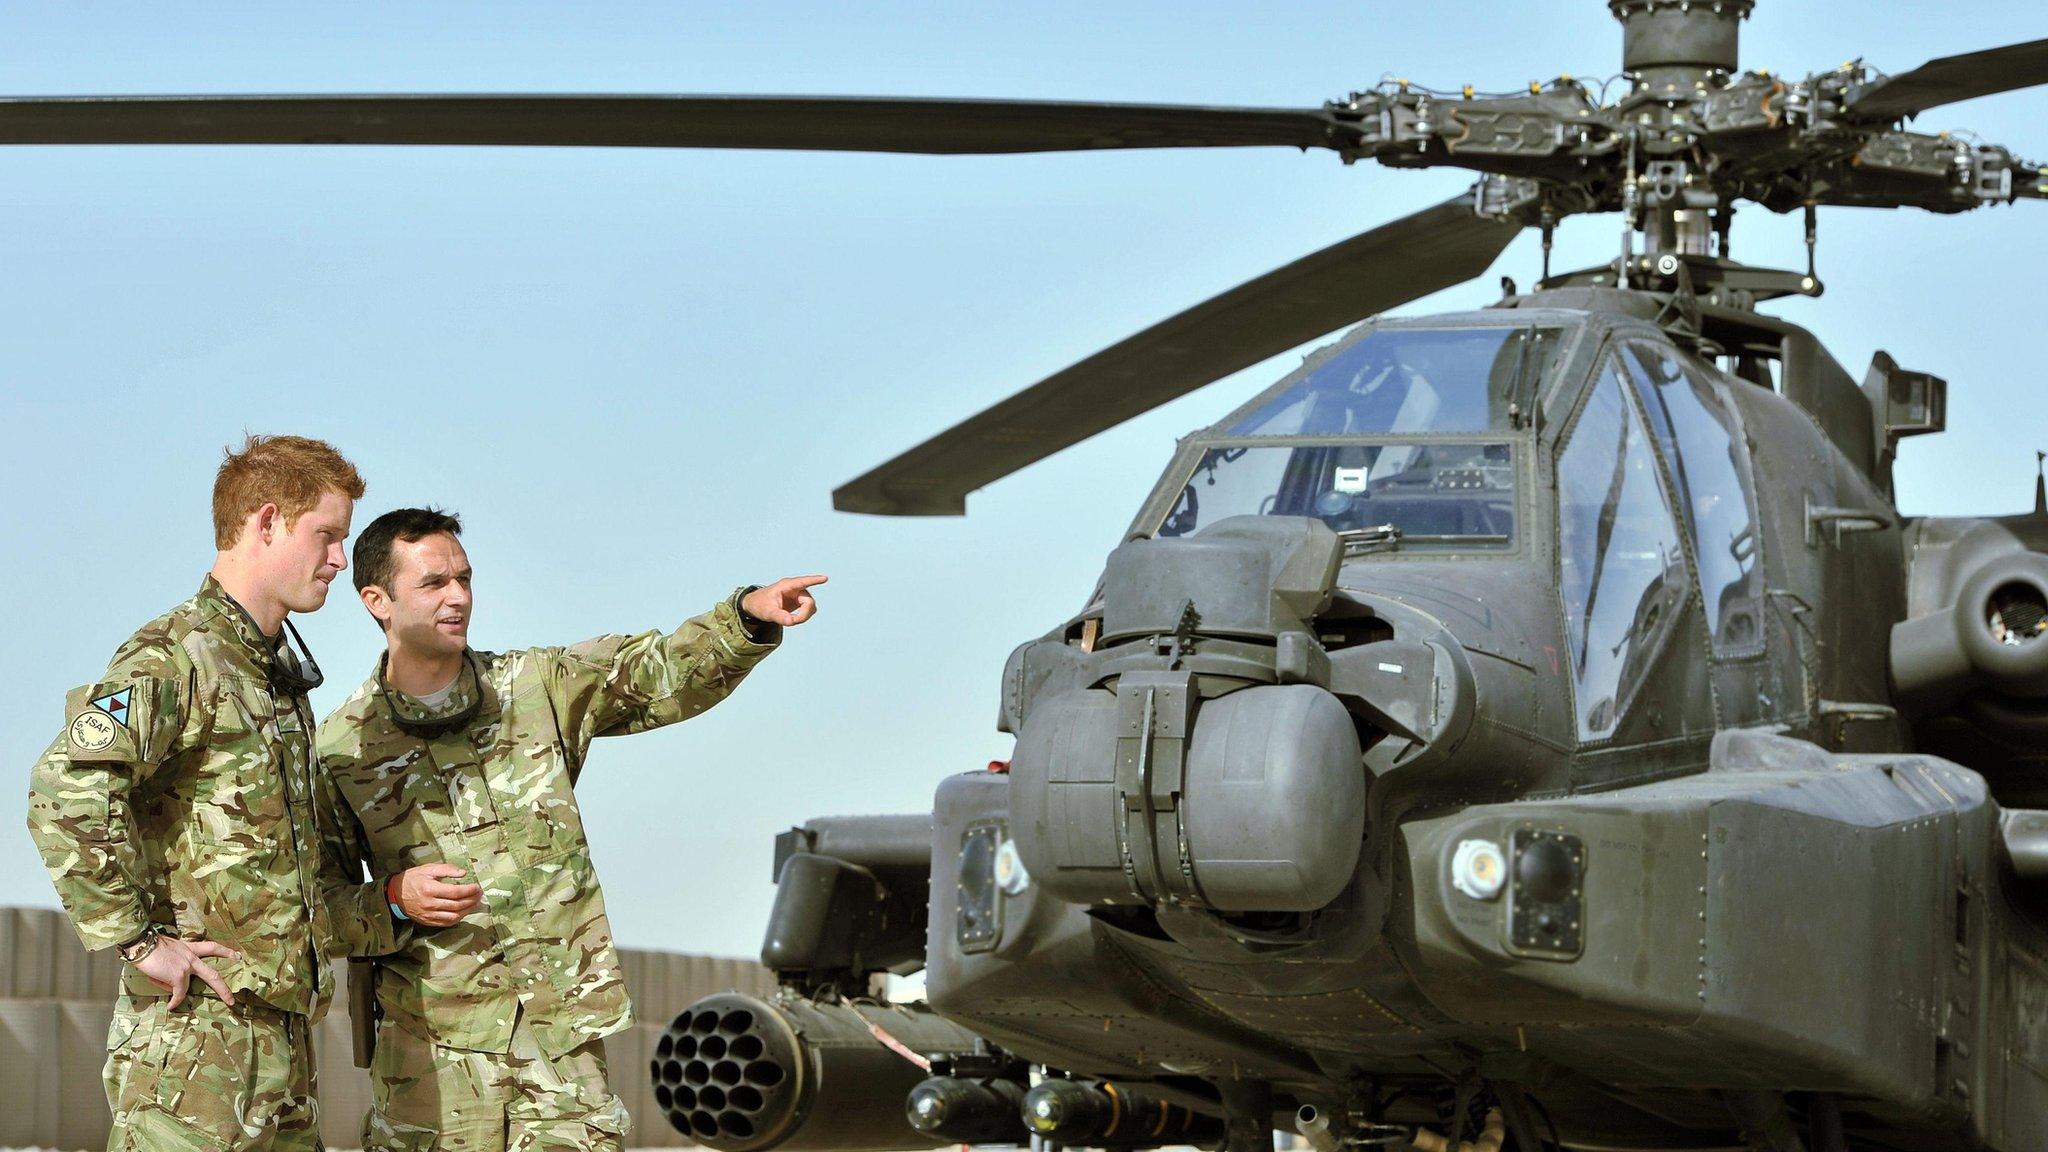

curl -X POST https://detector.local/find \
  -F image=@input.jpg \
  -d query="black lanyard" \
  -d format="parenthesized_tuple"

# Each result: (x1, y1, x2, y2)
(270, 618, 325, 695)
(377, 649, 484, 739)
(219, 590, 325, 696)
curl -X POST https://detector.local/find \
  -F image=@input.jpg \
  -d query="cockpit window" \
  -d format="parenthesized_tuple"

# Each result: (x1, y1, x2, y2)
(1621, 343, 1764, 654)
(1228, 326, 1562, 437)
(1556, 359, 1689, 741)
(1156, 442, 1515, 549)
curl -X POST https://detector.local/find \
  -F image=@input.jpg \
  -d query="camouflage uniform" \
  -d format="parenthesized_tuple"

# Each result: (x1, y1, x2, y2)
(318, 592, 778, 1151)
(27, 576, 401, 1150)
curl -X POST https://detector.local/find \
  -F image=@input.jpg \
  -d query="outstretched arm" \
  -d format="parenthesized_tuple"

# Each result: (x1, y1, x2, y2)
(545, 575, 827, 766)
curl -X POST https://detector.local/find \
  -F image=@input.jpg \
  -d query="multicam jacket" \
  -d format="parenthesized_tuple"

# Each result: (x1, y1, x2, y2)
(26, 576, 399, 1018)
(316, 592, 778, 1058)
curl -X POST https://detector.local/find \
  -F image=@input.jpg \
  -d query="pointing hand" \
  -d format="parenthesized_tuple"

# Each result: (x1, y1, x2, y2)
(741, 575, 828, 628)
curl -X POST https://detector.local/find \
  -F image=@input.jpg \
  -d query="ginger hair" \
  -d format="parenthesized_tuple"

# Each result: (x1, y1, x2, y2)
(211, 434, 366, 549)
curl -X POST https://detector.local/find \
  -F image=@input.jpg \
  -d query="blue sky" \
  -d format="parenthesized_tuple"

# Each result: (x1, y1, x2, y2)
(1, 2, 2043, 958)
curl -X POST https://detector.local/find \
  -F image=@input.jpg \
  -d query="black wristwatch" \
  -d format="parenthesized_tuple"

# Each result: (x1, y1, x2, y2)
(736, 585, 771, 640)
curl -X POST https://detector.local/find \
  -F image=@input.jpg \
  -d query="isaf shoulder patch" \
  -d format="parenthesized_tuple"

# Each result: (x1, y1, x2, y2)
(90, 687, 133, 727)
(69, 708, 117, 752)
(62, 682, 144, 762)
(69, 687, 133, 751)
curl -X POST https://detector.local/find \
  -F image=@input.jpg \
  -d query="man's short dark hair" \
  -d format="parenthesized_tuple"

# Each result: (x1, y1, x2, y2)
(353, 507, 463, 594)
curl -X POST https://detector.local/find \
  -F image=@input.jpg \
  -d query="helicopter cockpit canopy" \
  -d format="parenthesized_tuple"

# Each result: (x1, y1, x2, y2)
(1154, 324, 1561, 550)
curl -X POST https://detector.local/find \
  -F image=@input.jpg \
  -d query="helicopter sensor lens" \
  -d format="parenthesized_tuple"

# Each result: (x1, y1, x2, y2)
(1516, 839, 1577, 905)
(1988, 581, 2048, 646)
(1506, 829, 1587, 961)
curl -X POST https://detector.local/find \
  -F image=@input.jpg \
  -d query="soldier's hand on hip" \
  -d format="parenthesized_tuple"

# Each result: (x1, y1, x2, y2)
(741, 574, 828, 627)
(395, 862, 484, 927)
(133, 937, 240, 1009)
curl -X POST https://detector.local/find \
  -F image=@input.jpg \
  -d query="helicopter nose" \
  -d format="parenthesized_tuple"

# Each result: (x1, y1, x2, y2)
(998, 513, 1476, 918)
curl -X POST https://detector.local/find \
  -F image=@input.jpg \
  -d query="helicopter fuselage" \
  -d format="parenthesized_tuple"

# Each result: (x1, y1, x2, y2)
(701, 293, 2048, 1152)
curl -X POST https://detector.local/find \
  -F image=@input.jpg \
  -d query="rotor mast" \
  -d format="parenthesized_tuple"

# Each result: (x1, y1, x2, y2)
(1610, 0, 1756, 271)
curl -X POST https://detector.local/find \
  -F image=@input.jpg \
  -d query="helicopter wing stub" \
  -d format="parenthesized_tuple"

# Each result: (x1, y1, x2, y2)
(0, 93, 1352, 155)
(1846, 37, 2048, 121)
(832, 192, 1523, 516)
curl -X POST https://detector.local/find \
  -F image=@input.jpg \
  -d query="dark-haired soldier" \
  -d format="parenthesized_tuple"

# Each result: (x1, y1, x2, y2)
(317, 507, 823, 1151)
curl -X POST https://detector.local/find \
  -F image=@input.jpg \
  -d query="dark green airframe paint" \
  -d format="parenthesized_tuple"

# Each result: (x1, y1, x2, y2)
(742, 287, 2048, 1152)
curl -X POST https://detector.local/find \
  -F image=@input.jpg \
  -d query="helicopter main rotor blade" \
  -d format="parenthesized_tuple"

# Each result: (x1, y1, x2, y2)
(1847, 37, 2048, 120)
(0, 94, 1349, 154)
(833, 192, 1522, 516)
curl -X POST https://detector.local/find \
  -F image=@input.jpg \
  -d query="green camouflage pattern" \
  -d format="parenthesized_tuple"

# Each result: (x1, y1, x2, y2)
(363, 1012, 627, 1151)
(26, 576, 399, 1018)
(318, 591, 777, 1058)
(104, 991, 321, 1151)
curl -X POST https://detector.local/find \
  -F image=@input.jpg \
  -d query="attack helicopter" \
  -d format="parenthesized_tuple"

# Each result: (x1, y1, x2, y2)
(648, 6, 2048, 1152)
(8, 3, 2047, 1150)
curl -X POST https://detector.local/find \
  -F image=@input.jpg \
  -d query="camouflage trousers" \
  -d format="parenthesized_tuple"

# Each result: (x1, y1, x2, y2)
(103, 991, 322, 1151)
(364, 1008, 630, 1152)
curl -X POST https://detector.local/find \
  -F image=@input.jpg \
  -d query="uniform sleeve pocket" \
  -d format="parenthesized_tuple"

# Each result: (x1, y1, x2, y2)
(55, 682, 147, 846)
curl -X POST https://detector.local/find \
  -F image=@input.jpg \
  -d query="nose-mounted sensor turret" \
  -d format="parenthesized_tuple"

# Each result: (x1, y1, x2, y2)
(1008, 516, 1367, 915)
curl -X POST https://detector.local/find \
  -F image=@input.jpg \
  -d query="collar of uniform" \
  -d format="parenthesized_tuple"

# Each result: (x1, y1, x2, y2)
(195, 575, 286, 665)
(375, 649, 499, 734)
